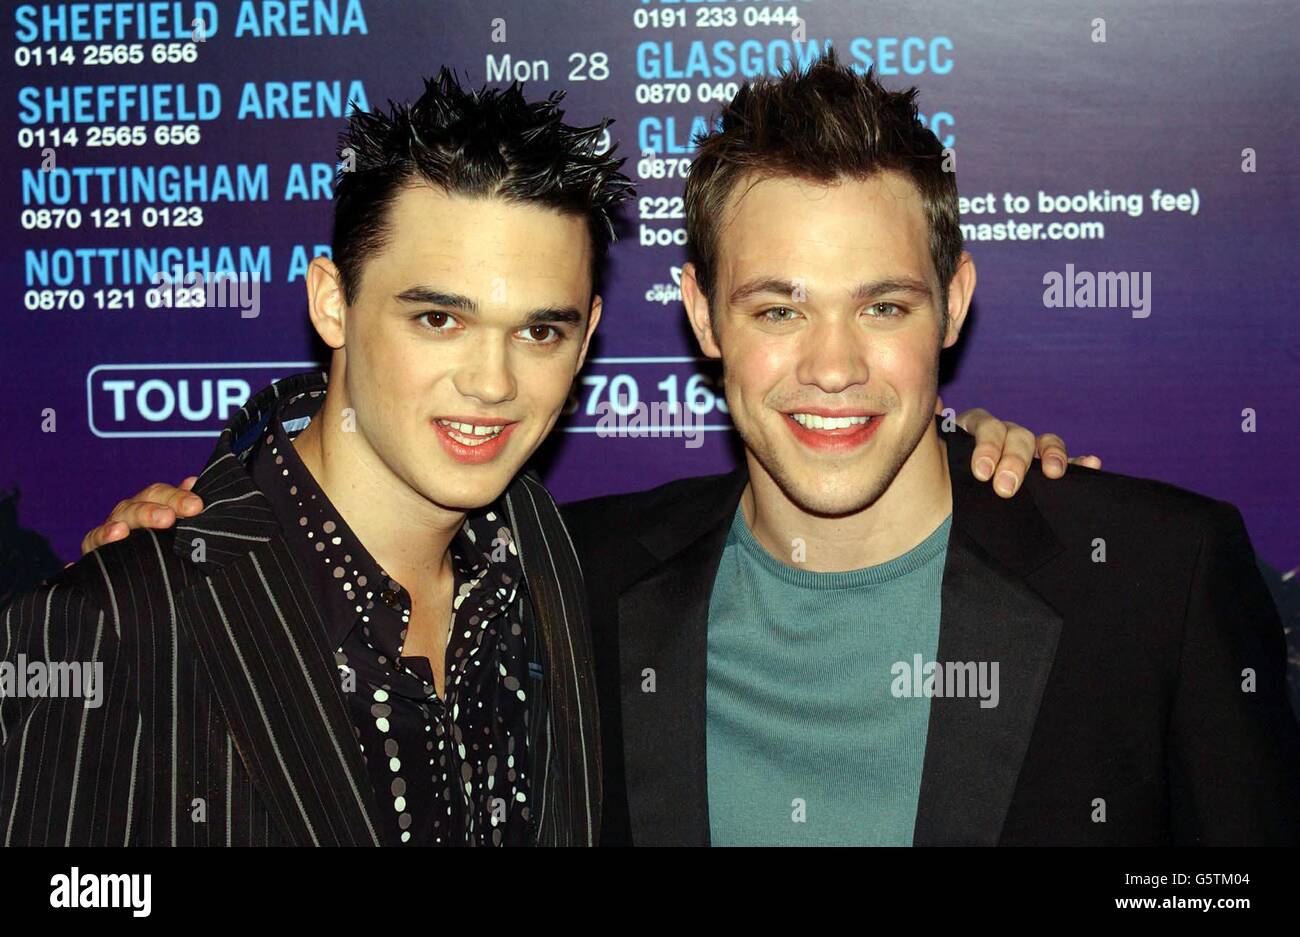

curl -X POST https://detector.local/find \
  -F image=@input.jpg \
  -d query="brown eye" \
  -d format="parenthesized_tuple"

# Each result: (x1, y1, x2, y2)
(520, 325, 560, 343)
(418, 311, 454, 330)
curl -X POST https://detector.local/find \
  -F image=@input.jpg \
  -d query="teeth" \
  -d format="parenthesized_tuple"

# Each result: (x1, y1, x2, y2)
(789, 413, 871, 430)
(437, 420, 506, 445)
(438, 420, 503, 436)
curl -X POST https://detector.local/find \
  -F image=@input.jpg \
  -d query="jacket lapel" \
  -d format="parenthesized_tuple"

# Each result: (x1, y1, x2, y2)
(617, 470, 747, 846)
(912, 426, 1065, 845)
(503, 472, 603, 846)
(172, 373, 385, 846)
(612, 421, 1065, 847)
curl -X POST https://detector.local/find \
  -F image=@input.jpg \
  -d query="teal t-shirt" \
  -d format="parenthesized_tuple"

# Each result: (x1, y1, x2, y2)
(706, 506, 951, 846)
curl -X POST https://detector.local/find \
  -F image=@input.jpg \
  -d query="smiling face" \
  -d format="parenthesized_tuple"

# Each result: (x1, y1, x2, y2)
(311, 184, 600, 513)
(685, 170, 972, 517)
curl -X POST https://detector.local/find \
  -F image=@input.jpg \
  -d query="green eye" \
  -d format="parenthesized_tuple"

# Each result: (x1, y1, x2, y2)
(868, 302, 903, 317)
(761, 306, 798, 322)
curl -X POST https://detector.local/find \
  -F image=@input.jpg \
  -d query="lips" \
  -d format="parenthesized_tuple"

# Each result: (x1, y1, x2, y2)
(432, 417, 518, 464)
(782, 410, 882, 452)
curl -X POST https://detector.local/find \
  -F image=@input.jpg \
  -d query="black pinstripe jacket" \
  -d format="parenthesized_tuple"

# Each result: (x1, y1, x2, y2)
(0, 372, 601, 846)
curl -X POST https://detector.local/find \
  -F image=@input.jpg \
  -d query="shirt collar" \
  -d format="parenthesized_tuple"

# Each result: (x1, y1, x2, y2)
(247, 387, 524, 652)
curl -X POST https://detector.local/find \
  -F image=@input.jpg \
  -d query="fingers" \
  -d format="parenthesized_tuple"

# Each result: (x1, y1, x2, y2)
(80, 480, 205, 558)
(81, 506, 173, 557)
(988, 422, 1037, 497)
(961, 410, 1036, 497)
(958, 406, 1102, 493)
(1035, 432, 1069, 478)
(115, 482, 204, 523)
(81, 521, 129, 556)
(955, 408, 999, 481)
(1038, 434, 1102, 475)
(953, 407, 990, 436)
(966, 416, 1036, 498)
(108, 499, 182, 534)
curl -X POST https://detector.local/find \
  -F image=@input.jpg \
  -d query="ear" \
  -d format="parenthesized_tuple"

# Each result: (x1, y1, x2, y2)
(941, 251, 977, 349)
(306, 256, 347, 349)
(576, 293, 602, 373)
(682, 262, 722, 359)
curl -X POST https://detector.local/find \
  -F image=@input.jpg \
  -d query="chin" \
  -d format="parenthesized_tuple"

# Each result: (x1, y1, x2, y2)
(783, 476, 890, 517)
(753, 444, 892, 515)
(411, 472, 509, 513)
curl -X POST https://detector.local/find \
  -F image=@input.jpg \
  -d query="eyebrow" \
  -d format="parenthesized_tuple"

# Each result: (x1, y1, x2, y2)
(395, 286, 583, 325)
(728, 276, 934, 306)
(522, 306, 583, 326)
(395, 286, 477, 311)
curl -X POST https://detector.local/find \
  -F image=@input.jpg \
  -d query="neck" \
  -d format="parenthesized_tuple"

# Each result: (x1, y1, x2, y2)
(742, 423, 952, 573)
(292, 391, 464, 589)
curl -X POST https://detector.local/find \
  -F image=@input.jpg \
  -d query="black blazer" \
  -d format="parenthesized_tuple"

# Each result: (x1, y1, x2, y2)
(562, 423, 1300, 845)
(0, 373, 601, 846)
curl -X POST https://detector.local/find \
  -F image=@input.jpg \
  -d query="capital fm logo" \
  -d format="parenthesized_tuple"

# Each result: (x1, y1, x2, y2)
(645, 266, 683, 306)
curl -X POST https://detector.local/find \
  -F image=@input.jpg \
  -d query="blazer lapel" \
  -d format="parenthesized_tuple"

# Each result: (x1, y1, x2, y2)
(171, 373, 385, 846)
(617, 470, 747, 846)
(611, 422, 1064, 846)
(912, 426, 1065, 845)
(503, 472, 603, 846)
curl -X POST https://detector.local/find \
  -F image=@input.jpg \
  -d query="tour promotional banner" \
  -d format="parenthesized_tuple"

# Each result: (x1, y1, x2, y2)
(2, 0, 1295, 593)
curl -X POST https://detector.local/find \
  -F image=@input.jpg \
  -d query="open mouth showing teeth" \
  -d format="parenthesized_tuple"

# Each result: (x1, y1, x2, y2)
(436, 420, 507, 446)
(788, 413, 874, 430)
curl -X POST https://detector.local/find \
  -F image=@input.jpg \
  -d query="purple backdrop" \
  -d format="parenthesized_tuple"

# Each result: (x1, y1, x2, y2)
(3, 0, 1296, 574)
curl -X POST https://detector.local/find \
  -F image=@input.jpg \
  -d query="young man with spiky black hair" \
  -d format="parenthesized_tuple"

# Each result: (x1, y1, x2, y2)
(1, 70, 626, 846)
(48, 70, 1084, 847)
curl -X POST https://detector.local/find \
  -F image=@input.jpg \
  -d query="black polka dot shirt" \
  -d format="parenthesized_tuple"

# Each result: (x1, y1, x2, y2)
(248, 389, 533, 846)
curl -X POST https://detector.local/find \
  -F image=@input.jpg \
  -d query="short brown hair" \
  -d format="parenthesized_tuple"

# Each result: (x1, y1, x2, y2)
(685, 48, 961, 327)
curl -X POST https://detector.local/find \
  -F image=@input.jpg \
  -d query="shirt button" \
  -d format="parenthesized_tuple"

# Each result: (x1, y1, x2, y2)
(380, 590, 400, 609)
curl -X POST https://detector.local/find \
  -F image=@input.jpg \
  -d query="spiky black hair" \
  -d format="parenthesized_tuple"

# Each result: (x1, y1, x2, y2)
(331, 67, 635, 303)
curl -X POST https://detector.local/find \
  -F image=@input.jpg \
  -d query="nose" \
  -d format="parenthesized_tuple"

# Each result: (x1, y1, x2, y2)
(794, 315, 870, 395)
(453, 334, 518, 406)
